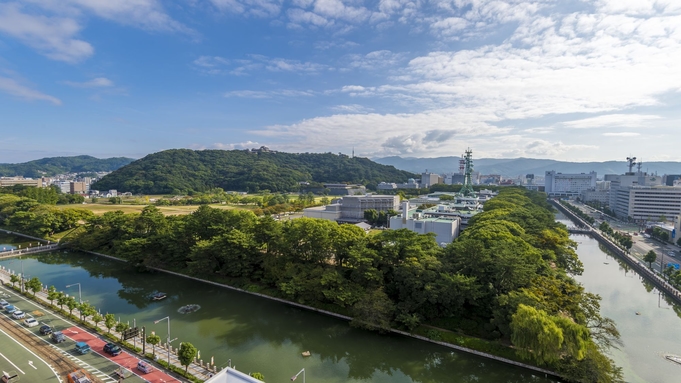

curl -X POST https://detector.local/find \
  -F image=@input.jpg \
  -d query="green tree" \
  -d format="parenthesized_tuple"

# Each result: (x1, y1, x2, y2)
(115, 321, 130, 341)
(26, 276, 42, 297)
(65, 296, 78, 317)
(104, 313, 116, 334)
(79, 302, 96, 322)
(644, 250, 657, 269)
(56, 292, 68, 310)
(511, 304, 565, 364)
(178, 342, 198, 373)
(350, 288, 394, 333)
(146, 333, 161, 357)
(92, 313, 103, 328)
(47, 285, 59, 306)
(9, 274, 19, 288)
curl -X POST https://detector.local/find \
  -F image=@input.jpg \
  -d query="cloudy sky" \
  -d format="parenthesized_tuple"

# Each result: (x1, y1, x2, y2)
(0, 0, 680, 163)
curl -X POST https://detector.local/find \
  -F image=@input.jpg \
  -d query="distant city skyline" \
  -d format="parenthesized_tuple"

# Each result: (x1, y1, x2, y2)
(1, 1, 680, 163)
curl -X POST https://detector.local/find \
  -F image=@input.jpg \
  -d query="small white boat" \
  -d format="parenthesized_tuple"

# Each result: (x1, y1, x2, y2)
(666, 354, 681, 365)
(151, 292, 167, 301)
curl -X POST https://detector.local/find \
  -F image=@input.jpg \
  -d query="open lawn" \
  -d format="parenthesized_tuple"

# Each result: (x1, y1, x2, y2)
(55, 203, 256, 216)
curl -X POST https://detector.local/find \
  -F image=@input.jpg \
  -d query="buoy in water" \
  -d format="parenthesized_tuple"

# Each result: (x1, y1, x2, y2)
(636, 312, 641, 315)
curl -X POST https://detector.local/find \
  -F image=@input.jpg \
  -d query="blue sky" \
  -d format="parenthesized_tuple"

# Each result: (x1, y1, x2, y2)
(1, 0, 680, 163)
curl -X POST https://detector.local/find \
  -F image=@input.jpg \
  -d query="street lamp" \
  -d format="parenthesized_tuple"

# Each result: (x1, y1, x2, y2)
(65, 283, 82, 304)
(154, 316, 177, 368)
(291, 368, 305, 383)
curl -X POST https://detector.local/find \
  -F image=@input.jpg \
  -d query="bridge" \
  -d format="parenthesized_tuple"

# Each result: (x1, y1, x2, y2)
(566, 226, 593, 235)
(0, 243, 60, 260)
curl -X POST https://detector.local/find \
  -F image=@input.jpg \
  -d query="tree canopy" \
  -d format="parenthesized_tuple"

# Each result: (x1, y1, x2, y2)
(0, 155, 133, 177)
(91, 149, 416, 194)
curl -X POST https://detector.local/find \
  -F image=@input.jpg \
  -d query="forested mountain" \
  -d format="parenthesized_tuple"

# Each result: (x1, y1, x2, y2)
(0, 155, 135, 177)
(374, 156, 681, 177)
(91, 149, 416, 194)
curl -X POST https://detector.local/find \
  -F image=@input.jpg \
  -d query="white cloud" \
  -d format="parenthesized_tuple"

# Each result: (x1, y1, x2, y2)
(345, 50, 406, 70)
(209, 0, 283, 17)
(561, 114, 661, 129)
(224, 89, 315, 98)
(330, 104, 373, 113)
(0, 1, 193, 63)
(0, 76, 61, 105)
(193, 54, 328, 75)
(0, 3, 93, 63)
(602, 132, 641, 137)
(63, 77, 114, 88)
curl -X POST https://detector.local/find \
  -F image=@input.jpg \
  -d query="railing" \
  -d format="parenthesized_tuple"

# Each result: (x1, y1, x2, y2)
(0, 243, 60, 259)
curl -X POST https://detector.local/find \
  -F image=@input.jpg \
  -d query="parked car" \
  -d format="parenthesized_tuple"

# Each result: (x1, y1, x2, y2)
(5, 305, 16, 314)
(137, 360, 153, 374)
(51, 331, 66, 343)
(12, 310, 25, 319)
(74, 342, 91, 355)
(103, 342, 122, 356)
(23, 317, 38, 327)
(39, 324, 52, 335)
(0, 299, 9, 308)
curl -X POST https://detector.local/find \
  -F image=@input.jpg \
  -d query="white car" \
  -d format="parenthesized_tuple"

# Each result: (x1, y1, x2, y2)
(24, 317, 38, 327)
(0, 299, 9, 308)
(12, 310, 25, 319)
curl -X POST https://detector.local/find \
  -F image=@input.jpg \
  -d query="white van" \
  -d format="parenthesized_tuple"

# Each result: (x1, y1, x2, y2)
(137, 360, 153, 374)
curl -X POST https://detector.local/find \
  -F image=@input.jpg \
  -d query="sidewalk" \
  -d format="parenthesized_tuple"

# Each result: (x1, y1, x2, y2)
(0, 268, 216, 382)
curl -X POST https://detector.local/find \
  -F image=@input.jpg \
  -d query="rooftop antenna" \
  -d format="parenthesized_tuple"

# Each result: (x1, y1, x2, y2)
(626, 156, 636, 173)
(637, 161, 642, 173)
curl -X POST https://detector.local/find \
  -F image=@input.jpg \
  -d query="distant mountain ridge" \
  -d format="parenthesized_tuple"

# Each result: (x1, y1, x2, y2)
(373, 156, 681, 178)
(92, 149, 417, 194)
(0, 155, 135, 178)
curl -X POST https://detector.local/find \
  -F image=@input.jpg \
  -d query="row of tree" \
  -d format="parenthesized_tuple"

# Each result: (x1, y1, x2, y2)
(598, 222, 633, 250)
(57, 188, 623, 382)
(560, 201, 596, 225)
(6, 275, 203, 374)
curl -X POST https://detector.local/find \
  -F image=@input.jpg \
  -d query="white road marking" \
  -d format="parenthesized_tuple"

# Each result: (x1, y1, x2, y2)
(0, 352, 25, 374)
(28, 360, 37, 369)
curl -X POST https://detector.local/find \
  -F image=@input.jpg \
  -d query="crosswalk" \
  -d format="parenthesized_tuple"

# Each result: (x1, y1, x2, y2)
(47, 343, 117, 383)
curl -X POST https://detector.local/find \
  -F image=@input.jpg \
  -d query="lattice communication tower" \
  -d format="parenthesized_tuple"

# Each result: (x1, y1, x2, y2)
(459, 148, 476, 197)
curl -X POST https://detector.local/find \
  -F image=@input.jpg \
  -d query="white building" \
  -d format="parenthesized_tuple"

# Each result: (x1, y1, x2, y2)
(544, 171, 597, 197)
(303, 194, 400, 222)
(610, 185, 681, 221)
(389, 201, 461, 245)
(421, 172, 441, 188)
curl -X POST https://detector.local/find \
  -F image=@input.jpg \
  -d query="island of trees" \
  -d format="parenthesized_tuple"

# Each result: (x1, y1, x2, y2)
(1, 186, 626, 382)
(91, 149, 416, 194)
(0, 155, 134, 177)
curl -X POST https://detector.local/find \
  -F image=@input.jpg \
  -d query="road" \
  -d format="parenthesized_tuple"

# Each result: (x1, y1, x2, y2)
(0, 284, 168, 383)
(567, 201, 680, 273)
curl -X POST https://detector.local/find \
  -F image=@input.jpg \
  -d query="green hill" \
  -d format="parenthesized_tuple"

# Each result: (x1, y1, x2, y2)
(0, 155, 135, 178)
(91, 149, 417, 194)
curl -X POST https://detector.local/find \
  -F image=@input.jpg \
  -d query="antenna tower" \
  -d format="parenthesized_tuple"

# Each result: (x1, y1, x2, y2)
(637, 161, 642, 173)
(459, 148, 476, 197)
(459, 156, 465, 174)
(626, 156, 637, 173)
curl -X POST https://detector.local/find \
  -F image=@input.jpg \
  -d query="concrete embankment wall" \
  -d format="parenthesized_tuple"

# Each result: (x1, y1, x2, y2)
(79, 249, 562, 380)
(551, 200, 681, 306)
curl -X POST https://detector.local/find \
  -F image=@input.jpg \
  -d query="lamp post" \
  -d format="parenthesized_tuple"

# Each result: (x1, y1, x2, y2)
(291, 368, 305, 383)
(154, 316, 176, 368)
(65, 283, 82, 304)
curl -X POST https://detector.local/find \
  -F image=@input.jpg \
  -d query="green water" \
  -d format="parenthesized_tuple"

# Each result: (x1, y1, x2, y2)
(0, 250, 556, 383)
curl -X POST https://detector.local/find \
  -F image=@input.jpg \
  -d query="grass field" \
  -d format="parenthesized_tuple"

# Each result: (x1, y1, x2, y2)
(55, 203, 255, 216)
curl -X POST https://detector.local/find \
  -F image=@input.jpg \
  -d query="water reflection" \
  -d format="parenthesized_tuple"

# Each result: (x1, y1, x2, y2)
(1, 249, 557, 383)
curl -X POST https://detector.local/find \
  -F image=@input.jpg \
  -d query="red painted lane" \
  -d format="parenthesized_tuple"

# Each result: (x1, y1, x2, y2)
(65, 326, 180, 383)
